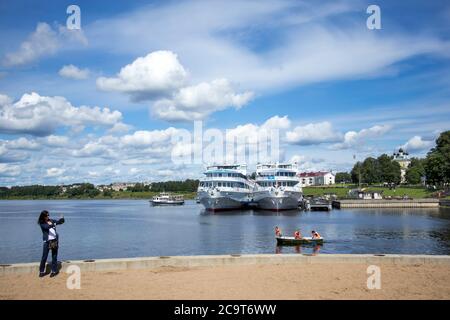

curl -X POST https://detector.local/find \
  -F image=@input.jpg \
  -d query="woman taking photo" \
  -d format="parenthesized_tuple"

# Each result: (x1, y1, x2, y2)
(37, 210, 65, 277)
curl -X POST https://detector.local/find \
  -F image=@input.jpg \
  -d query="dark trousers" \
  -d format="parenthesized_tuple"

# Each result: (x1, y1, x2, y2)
(39, 241, 58, 273)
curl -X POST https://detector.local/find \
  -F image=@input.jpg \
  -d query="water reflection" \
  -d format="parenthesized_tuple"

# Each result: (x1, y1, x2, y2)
(275, 244, 322, 255)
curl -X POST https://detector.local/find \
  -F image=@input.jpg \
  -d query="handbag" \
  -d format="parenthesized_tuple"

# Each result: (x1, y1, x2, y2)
(48, 239, 59, 250)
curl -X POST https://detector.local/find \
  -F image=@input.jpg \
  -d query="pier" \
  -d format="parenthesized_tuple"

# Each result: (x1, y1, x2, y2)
(332, 198, 440, 208)
(440, 199, 450, 207)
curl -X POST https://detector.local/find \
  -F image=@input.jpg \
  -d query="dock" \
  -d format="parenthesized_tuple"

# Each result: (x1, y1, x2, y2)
(332, 198, 440, 209)
(440, 199, 450, 207)
(309, 202, 332, 211)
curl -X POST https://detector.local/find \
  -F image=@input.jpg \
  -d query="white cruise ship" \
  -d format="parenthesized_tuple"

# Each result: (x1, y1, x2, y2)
(253, 163, 302, 211)
(197, 164, 256, 211)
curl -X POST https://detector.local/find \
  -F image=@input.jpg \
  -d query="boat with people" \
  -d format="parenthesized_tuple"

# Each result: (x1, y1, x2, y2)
(275, 226, 324, 245)
(197, 164, 256, 211)
(150, 192, 185, 206)
(253, 163, 303, 211)
(276, 236, 324, 245)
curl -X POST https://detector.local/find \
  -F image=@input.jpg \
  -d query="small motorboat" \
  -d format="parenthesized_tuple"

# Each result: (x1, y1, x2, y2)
(150, 192, 185, 206)
(276, 236, 324, 245)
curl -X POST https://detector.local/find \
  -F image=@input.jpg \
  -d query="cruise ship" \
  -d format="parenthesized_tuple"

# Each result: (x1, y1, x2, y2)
(253, 163, 303, 211)
(197, 164, 256, 211)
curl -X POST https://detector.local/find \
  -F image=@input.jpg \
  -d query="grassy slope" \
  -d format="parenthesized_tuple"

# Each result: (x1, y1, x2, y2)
(302, 185, 435, 199)
(0, 186, 444, 200)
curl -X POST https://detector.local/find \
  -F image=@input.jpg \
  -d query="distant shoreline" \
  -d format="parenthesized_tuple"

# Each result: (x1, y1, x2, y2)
(0, 191, 198, 201)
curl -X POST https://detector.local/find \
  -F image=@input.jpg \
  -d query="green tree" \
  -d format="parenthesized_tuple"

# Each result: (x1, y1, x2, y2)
(377, 154, 401, 184)
(424, 131, 450, 185)
(335, 172, 351, 183)
(360, 157, 380, 184)
(351, 162, 362, 184)
(405, 158, 425, 185)
(102, 189, 113, 197)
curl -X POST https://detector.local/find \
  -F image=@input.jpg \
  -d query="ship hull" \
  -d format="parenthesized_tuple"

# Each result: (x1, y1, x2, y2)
(254, 190, 302, 211)
(197, 190, 250, 211)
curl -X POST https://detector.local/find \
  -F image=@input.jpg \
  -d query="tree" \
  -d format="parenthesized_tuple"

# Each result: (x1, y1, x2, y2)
(405, 158, 425, 185)
(351, 162, 362, 184)
(102, 189, 113, 197)
(350, 155, 401, 185)
(377, 154, 401, 184)
(360, 157, 380, 184)
(424, 131, 450, 185)
(335, 172, 352, 183)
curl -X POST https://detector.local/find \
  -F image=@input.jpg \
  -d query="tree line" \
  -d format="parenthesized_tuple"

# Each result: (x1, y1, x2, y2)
(0, 180, 200, 199)
(334, 131, 449, 186)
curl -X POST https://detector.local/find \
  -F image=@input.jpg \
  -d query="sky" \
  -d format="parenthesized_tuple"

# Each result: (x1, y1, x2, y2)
(0, 0, 449, 186)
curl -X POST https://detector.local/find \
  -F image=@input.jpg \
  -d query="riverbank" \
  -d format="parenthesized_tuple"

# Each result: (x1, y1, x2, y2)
(303, 185, 442, 199)
(1, 254, 449, 300)
(332, 199, 440, 208)
(0, 191, 197, 200)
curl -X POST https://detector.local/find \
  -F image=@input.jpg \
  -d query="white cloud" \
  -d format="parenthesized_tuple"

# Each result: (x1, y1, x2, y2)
(0, 164, 21, 177)
(120, 128, 181, 147)
(44, 135, 70, 147)
(401, 135, 434, 152)
(261, 115, 291, 131)
(0, 94, 12, 105)
(107, 122, 132, 134)
(152, 78, 253, 121)
(0, 92, 124, 136)
(96, 51, 188, 101)
(96, 50, 253, 121)
(5, 137, 40, 150)
(0, 144, 27, 163)
(331, 125, 391, 150)
(87, 0, 450, 93)
(59, 64, 90, 80)
(46, 167, 65, 177)
(3, 22, 87, 67)
(286, 121, 342, 145)
(71, 141, 116, 158)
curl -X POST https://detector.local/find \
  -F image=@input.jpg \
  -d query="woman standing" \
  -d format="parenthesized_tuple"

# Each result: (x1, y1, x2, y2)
(38, 210, 65, 277)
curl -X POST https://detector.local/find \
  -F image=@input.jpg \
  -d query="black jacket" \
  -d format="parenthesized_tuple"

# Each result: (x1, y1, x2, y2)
(40, 218, 64, 242)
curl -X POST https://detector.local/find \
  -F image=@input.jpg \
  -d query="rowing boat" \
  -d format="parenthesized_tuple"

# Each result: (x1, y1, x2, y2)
(276, 236, 324, 245)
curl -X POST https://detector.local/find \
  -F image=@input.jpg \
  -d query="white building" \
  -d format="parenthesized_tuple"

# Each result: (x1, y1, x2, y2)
(110, 182, 137, 191)
(393, 148, 411, 183)
(297, 171, 335, 186)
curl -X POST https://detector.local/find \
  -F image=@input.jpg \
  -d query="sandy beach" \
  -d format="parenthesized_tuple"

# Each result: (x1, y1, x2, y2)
(1, 262, 449, 300)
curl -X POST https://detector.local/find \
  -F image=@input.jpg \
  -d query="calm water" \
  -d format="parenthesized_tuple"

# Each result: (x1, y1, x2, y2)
(0, 200, 449, 263)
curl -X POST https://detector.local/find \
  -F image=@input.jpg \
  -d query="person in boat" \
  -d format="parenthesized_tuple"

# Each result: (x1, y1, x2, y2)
(311, 230, 321, 239)
(275, 226, 282, 237)
(294, 230, 302, 239)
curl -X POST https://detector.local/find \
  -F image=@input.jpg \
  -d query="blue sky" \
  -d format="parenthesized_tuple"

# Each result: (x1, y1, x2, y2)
(0, 0, 449, 185)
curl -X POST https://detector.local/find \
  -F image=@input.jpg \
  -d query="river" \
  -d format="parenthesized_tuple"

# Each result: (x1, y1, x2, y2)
(0, 200, 449, 263)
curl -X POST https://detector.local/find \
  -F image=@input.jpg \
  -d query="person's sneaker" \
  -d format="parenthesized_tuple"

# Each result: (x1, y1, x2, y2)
(49, 271, 59, 278)
(39, 272, 46, 278)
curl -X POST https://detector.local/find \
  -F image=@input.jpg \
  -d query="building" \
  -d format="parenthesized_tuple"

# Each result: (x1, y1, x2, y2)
(297, 171, 335, 186)
(393, 148, 411, 183)
(110, 182, 137, 192)
(348, 189, 383, 200)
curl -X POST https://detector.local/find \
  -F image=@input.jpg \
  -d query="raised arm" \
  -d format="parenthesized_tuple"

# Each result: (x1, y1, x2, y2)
(53, 218, 65, 225)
